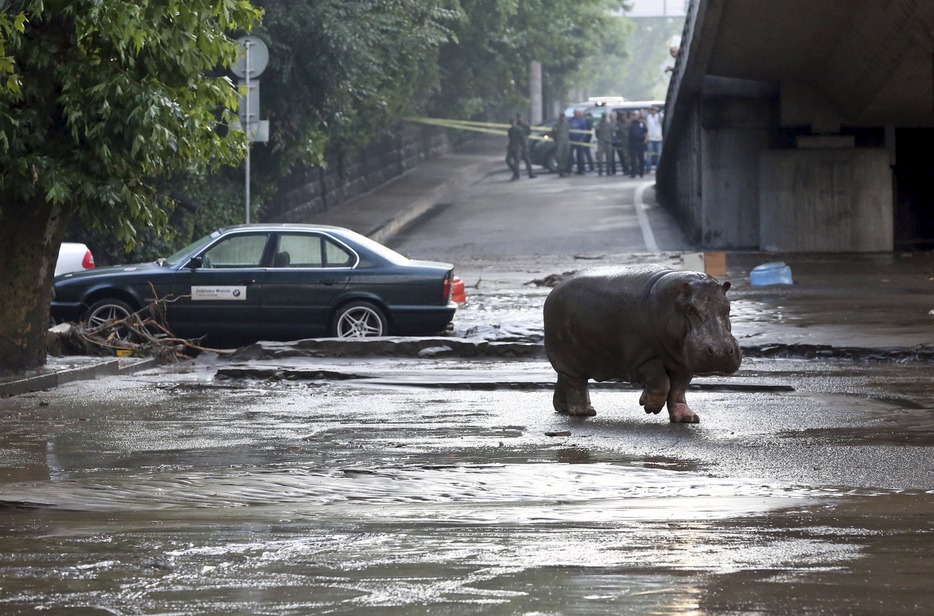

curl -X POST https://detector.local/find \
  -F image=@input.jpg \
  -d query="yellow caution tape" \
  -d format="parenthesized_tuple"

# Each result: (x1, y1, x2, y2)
(403, 116, 592, 143)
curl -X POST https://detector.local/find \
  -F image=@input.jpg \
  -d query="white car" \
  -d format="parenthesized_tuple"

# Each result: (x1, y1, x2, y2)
(55, 242, 95, 276)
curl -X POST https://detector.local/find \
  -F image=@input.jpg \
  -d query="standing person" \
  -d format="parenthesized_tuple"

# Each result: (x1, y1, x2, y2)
(616, 111, 631, 177)
(515, 113, 536, 178)
(627, 109, 648, 178)
(505, 118, 523, 180)
(609, 112, 621, 175)
(645, 106, 663, 173)
(582, 112, 596, 172)
(551, 112, 571, 177)
(568, 109, 590, 175)
(594, 113, 614, 176)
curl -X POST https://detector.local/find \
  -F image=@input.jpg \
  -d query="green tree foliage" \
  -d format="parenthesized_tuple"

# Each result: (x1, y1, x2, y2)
(249, 0, 462, 175)
(593, 16, 683, 101)
(0, 0, 261, 374)
(435, 0, 630, 118)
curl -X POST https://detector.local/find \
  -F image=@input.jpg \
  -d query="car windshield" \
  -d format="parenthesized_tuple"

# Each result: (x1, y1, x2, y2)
(158, 230, 223, 267)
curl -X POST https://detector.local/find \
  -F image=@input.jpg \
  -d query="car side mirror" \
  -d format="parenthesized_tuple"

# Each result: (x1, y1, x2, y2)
(187, 256, 204, 269)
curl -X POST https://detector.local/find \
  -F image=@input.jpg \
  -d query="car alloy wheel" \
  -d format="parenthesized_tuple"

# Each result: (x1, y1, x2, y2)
(333, 301, 387, 338)
(84, 298, 135, 341)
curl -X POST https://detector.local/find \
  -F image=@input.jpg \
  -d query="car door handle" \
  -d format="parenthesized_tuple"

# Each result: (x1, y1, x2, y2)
(320, 279, 339, 286)
(239, 279, 256, 285)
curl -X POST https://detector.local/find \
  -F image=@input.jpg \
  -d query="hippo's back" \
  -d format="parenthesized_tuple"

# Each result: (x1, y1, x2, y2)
(543, 264, 673, 380)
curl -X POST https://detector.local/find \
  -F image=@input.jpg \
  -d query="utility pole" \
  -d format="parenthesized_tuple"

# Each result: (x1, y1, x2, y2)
(529, 61, 543, 125)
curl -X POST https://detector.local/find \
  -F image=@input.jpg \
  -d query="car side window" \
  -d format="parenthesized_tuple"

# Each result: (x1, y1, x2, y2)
(202, 234, 268, 268)
(323, 238, 354, 267)
(277, 234, 355, 268)
(278, 234, 324, 267)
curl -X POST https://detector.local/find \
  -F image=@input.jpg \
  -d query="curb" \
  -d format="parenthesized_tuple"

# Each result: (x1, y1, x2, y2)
(0, 356, 159, 398)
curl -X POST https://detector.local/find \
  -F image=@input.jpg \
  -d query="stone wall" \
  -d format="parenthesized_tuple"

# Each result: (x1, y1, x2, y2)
(264, 124, 450, 224)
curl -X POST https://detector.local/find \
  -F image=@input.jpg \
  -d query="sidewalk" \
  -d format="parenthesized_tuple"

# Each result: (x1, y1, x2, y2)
(308, 137, 504, 244)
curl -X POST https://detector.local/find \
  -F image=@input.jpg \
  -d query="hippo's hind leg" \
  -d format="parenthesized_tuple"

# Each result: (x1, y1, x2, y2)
(666, 374, 699, 423)
(553, 374, 569, 413)
(638, 359, 670, 415)
(554, 373, 597, 417)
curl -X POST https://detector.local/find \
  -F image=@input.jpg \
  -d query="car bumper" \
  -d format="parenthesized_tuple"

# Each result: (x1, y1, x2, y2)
(390, 305, 457, 336)
(49, 300, 86, 324)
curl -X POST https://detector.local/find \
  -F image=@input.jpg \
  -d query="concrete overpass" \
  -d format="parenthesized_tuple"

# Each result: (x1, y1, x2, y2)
(658, 0, 934, 251)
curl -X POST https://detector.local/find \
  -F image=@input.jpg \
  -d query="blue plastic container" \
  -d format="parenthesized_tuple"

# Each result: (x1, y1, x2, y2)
(749, 261, 793, 286)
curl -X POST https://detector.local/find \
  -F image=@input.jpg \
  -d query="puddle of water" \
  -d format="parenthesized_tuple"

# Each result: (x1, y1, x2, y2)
(0, 464, 856, 614)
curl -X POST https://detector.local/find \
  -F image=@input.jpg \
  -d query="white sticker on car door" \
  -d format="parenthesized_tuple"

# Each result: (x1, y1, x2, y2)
(191, 286, 247, 301)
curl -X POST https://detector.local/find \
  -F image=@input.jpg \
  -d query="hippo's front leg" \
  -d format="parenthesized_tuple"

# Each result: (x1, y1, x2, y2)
(666, 372, 699, 423)
(638, 358, 670, 415)
(554, 373, 597, 416)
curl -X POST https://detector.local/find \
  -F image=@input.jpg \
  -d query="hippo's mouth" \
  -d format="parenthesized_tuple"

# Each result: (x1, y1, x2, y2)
(685, 340, 743, 376)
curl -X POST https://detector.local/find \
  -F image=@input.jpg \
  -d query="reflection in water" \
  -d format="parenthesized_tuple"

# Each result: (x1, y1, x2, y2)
(0, 460, 855, 612)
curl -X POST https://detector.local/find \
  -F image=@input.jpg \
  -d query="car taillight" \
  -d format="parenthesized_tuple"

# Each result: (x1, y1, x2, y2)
(442, 275, 452, 300)
(82, 250, 95, 270)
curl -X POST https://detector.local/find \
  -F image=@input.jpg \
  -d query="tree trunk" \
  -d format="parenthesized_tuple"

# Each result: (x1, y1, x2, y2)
(0, 200, 71, 375)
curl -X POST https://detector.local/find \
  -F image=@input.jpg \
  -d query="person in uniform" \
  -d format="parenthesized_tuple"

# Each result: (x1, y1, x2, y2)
(595, 113, 615, 176)
(507, 114, 536, 179)
(627, 109, 648, 178)
(552, 112, 571, 177)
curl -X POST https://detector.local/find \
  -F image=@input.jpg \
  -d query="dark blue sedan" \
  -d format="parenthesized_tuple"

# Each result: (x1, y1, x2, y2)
(51, 224, 457, 342)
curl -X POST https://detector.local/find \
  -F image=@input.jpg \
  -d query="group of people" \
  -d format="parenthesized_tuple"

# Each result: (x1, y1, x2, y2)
(506, 106, 664, 180)
(551, 106, 664, 178)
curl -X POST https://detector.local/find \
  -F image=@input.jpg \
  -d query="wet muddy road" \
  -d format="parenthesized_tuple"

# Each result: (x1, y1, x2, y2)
(1, 351, 933, 614)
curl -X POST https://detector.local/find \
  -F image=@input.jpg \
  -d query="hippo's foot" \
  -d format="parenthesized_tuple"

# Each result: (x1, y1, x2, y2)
(639, 390, 666, 415)
(667, 402, 699, 424)
(565, 404, 597, 417)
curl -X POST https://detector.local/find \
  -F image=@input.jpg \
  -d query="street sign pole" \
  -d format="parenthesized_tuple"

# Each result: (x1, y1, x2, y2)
(232, 36, 268, 225)
(244, 40, 251, 224)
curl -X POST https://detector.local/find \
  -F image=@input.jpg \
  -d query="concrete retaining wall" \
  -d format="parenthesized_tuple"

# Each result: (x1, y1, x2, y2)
(264, 125, 450, 224)
(665, 102, 704, 245)
(699, 97, 770, 249)
(759, 148, 893, 251)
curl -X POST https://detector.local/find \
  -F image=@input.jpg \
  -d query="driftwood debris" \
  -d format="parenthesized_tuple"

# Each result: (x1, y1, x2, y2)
(47, 290, 231, 361)
(525, 271, 578, 288)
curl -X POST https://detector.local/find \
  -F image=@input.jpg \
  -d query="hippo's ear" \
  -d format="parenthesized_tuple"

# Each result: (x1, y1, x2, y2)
(721, 281, 731, 293)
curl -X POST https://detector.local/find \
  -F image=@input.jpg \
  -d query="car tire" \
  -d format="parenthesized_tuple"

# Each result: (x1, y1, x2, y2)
(544, 150, 559, 173)
(84, 298, 136, 340)
(332, 301, 388, 338)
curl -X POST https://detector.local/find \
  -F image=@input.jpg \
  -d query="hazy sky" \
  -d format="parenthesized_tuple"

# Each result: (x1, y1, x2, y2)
(623, 0, 688, 17)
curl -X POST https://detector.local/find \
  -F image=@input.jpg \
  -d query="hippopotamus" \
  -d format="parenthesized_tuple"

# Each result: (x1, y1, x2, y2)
(543, 264, 742, 423)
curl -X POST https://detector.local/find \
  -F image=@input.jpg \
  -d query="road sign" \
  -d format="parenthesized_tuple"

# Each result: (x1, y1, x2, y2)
(231, 36, 268, 79)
